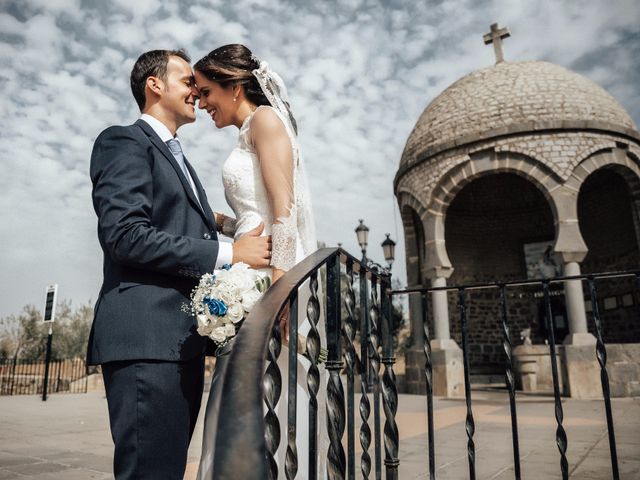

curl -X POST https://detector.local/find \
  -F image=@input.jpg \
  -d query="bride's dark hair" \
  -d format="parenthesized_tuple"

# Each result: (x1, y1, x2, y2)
(194, 44, 270, 108)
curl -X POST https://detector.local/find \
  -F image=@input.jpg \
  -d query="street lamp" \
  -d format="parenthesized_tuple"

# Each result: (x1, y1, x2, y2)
(355, 219, 370, 262)
(381, 233, 396, 271)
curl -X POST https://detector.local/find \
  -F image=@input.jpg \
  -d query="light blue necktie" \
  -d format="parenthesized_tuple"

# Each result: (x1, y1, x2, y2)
(166, 138, 201, 207)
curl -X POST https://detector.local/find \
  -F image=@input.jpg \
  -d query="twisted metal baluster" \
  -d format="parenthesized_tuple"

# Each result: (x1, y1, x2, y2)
(542, 281, 568, 480)
(587, 276, 620, 479)
(381, 276, 399, 480)
(343, 260, 357, 480)
(359, 267, 372, 479)
(326, 256, 346, 479)
(264, 319, 282, 480)
(306, 269, 321, 480)
(369, 276, 382, 480)
(458, 288, 476, 480)
(286, 294, 299, 480)
(499, 285, 521, 480)
(421, 292, 436, 480)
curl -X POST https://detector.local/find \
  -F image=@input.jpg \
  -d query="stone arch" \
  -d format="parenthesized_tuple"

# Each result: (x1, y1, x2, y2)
(423, 150, 563, 272)
(573, 148, 640, 256)
(574, 141, 618, 167)
(397, 192, 427, 287)
(397, 190, 428, 221)
(575, 148, 640, 343)
(428, 150, 561, 218)
(396, 194, 432, 349)
(567, 147, 640, 196)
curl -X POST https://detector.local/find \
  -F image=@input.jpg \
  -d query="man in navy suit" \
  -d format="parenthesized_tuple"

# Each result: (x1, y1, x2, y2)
(88, 49, 271, 479)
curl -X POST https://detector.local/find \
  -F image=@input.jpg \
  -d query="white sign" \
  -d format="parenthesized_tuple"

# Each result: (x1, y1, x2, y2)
(43, 284, 58, 323)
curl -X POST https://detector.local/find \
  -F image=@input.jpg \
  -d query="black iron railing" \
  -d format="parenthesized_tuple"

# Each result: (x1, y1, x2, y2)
(210, 246, 632, 479)
(392, 269, 638, 480)
(0, 357, 88, 396)
(212, 247, 399, 479)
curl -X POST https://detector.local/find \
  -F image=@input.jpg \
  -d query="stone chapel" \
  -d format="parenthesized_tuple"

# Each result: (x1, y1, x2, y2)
(396, 24, 640, 396)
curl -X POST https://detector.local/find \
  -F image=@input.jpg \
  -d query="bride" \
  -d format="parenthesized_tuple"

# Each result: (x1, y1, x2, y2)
(193, 44, 328, 479)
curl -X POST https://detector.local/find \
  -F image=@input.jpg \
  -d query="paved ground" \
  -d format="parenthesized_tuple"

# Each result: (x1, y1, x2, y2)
(0, 388, 638, 479)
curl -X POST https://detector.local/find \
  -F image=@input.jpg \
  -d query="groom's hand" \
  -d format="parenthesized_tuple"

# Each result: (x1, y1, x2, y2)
(232, 222, 272, 268)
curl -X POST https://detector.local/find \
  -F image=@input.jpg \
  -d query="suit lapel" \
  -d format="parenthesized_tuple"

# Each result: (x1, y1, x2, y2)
(135, 120, 212, 228)
(184, 159, 217, 231)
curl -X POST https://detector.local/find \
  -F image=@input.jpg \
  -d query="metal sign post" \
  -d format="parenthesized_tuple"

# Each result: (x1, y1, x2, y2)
(42, 284, 57, 402)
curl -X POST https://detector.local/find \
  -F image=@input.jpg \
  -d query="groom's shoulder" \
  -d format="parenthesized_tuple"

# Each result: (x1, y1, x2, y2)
(91, 123, 149, 166)
(95, 122, 145, 145)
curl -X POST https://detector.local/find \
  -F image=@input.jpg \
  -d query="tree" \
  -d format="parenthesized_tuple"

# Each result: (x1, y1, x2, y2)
(51, 301, 93, 359)
(0, 300, 93, 362)
(0, 313, 24, 360)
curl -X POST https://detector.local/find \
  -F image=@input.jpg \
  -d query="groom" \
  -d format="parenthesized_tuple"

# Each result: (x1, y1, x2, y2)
(87, 49, 271, 479)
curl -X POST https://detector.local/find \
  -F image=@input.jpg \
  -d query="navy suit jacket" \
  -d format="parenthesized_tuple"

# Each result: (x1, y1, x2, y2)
(87, 119, 219, 365)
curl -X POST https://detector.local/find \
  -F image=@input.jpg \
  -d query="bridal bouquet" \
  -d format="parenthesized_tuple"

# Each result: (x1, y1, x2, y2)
(186, 263, 271, 347)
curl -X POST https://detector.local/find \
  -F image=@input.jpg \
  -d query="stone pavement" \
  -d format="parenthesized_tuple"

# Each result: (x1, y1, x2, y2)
(1, 389, 638, 479)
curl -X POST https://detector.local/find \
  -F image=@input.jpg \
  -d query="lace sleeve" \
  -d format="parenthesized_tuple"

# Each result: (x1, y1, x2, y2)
(252, 106, 297, 271)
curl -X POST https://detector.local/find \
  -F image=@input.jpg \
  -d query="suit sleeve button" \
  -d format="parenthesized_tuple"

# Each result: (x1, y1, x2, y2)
(203, 232, 211, 240)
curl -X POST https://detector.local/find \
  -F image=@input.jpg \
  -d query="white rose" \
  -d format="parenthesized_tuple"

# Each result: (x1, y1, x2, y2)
(211, 317, 225, 328)
(218, 288, 239, 306)
(231, 262, 250, 272)
(196, 314, 213, 336)
(197, 314, 209, 328)
(209, 326, 228, 344)
(241, 289, 262, 312)
(226, 302, 245, 324)
(215, 269, 230, 283)
(234, 273, 256, 292)
(224, 323, 236, 337)
(197, 324, 213, 336)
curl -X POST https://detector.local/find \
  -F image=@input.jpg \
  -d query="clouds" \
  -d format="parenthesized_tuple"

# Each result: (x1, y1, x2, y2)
(0, 0, 638, 317)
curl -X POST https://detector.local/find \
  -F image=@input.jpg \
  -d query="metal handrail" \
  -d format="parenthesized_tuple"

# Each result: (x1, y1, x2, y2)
(391, 269, 640, 295)
(212, 247, 385, 478)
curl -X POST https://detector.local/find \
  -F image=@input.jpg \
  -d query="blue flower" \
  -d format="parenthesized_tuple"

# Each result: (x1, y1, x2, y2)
(204, 297, 228, 316)
(221, 264, 232, 271)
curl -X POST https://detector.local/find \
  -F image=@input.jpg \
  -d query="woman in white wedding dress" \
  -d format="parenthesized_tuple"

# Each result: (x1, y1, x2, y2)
(193, 44, 328, 479)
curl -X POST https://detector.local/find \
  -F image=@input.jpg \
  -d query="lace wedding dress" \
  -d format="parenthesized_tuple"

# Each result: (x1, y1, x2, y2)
(197, 105, 328, 479)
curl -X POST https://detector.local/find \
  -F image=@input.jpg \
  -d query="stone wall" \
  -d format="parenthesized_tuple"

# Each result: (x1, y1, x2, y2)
(607, 344, 640, 397)
(443, 173, 557, 373)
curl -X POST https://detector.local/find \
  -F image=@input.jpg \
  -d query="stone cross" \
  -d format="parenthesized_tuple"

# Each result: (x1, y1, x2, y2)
(483, 23, 511, 64)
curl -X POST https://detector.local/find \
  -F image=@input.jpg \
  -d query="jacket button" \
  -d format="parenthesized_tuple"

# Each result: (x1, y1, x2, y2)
(203, 232, 211, 240)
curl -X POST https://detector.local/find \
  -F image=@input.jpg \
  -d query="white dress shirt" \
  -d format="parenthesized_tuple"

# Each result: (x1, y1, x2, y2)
(139, 114, 232, 268)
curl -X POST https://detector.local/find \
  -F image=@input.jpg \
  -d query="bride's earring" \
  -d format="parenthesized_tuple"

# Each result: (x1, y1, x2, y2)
(233, 97, 237, 102)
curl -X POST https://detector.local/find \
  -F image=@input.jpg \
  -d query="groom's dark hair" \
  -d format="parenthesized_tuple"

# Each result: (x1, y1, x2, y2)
(130, 49, 191, 112)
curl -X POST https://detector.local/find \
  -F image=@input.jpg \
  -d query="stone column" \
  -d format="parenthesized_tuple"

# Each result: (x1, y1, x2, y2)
(429, 276, 459, 350)
(426, 269, 463, 397)
(403, 209, 462, 396)
(562, 261, 595, 345)
(551, 186, 598, 398)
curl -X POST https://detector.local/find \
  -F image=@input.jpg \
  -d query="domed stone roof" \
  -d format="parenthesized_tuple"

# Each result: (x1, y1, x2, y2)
(400, 61, 637, 169)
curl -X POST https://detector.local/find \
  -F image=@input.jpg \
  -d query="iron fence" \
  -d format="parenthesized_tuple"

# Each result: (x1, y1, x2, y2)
(206, 245, 633, 480)
(392, 269, 638, 480)
(0, 357, 88, 396)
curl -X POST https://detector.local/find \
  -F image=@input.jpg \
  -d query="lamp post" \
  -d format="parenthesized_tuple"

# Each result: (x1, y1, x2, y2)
(355, 219, 370, 263)
(381, 233, 396, 272)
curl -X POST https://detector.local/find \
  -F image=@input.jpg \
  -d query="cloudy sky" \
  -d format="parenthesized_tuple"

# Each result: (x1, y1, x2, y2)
(0, 0, 638, 318)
